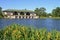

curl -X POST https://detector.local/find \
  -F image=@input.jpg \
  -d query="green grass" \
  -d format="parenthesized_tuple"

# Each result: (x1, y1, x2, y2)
(0, 24, 60, 40)
(51, 17, 60, 19)
(40, 17, 60, 19)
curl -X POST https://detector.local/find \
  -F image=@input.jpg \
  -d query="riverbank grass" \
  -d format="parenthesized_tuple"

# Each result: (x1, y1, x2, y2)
(0, 24, 60, 40)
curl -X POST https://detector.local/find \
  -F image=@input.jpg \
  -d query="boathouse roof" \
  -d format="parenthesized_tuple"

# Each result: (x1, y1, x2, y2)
(3, 9, 34, 13)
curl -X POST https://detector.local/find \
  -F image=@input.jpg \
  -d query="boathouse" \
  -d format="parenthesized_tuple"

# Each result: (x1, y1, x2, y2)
(3, 9, 39, 19)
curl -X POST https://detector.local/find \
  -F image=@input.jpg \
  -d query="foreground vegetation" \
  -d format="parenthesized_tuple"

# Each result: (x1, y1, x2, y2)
(0, 24, 60, 40)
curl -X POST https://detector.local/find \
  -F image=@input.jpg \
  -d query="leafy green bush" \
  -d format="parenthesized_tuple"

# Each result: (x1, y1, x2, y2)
(0, 24, 60, 40)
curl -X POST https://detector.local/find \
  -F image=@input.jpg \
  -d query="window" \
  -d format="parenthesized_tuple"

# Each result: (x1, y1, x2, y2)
(13, 12, 18, 15)
(20, 12, 24, 15)
(26, 12, 30, 15)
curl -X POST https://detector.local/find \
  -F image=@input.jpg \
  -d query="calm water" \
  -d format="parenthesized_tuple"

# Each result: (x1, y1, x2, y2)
(0, 18, 60, 31)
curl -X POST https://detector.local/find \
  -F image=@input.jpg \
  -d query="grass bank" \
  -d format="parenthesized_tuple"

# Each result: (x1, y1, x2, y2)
(0, 24, 60, 40)
(40, 17, 60, 19)
(51, 17, 60, 19)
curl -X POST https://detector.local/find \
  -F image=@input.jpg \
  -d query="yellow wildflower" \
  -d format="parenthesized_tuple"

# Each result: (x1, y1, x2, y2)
(12, 29, 18, 35)
(48, 32, 51, 35)
(47, 32, 51, 39)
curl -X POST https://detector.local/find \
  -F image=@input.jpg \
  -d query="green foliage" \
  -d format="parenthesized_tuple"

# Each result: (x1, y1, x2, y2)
(34, 7, 47, 17)
(0, 7, 2, 12)
(0, 24, 60, 40)
(47, 13, 52, 17)
(52, 7, 60, 17)
(35, 7, 60, 17)
(0, 7, 3, 18)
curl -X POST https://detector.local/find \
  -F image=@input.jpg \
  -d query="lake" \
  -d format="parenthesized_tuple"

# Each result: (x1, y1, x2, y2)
(0, 18, 60, 31)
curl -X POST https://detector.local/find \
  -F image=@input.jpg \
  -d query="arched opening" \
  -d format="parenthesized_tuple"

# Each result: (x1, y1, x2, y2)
(26, 12, 30, 15)
(15, 16, 17, 18)
(13, 12, 18, 15)
(20, 12, 24, 15)
(19, 16, 21, 18)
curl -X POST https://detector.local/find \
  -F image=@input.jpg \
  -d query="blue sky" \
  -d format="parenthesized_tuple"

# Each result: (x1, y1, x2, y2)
(0, 0, 60, 13)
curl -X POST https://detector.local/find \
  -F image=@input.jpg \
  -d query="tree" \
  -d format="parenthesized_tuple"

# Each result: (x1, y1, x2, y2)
(47, 13, 52, 17)
(39, 7, 47, 17)
(34, 8, 40, 16)
(34, 7, 47, 17)
(39, 7, 46, 12)
(52, 7, 60, 17)
(0, 7, 3, 18)
(0, 7, 2, 14)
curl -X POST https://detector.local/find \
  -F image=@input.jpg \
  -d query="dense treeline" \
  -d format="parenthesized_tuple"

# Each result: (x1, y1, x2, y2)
(0, 7, 60, 18)
(35, 7, 60, 17)
(34, 7, 47, 17)
(0, 7, 3, 18)
(52, 7, 60, 17)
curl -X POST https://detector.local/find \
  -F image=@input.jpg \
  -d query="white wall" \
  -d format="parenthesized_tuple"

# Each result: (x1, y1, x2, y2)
(4, 12, 7, 15)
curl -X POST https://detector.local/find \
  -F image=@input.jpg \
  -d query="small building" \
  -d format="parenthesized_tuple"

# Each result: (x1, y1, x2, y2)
(3, 9, 39, 19)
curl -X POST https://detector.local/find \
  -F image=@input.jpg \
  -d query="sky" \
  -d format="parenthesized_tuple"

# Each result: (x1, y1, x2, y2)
(0, 0, 60, 13)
